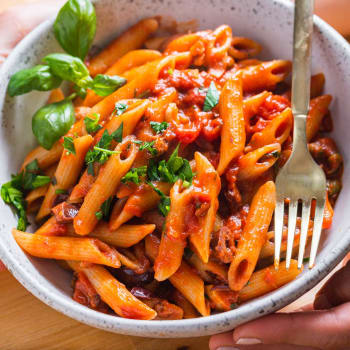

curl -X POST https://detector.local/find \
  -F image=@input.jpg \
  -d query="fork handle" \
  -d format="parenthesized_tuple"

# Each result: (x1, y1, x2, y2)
(292, 0, 314, 116)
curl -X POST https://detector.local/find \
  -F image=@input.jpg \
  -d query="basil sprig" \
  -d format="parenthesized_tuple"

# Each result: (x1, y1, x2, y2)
(43, 53, 92, 87)
(8, 65, 62, 97)
(1, 159, 51, 230)
(32, 98, 75, 150)
(54, 0, 96, 60)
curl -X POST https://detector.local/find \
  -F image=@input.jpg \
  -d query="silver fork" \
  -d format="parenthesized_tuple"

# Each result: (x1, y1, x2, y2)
(274, 0, 326, 270)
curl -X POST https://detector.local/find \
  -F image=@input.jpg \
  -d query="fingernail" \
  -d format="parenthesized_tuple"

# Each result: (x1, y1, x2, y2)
(236, 338, 262, 345)
(217, 347, 239, 350)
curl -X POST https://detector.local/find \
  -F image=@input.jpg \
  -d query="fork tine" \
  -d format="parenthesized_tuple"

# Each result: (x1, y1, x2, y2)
(286, 200, 298, 269)
(297, 199, 311, 269)
(309, 197, 326, 268)
(274, 199, 284, 269)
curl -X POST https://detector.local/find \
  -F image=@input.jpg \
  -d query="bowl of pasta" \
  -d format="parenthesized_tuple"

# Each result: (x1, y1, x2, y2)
(0, 0, 349, 338)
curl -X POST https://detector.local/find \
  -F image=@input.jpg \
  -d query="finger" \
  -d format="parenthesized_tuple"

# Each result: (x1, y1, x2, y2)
(210, 332, 319, 350)
(210, 331, 235, 350)
(217, 344, 319, 350)
(314, 260, 350, 310)
(232, 303, 350, 349)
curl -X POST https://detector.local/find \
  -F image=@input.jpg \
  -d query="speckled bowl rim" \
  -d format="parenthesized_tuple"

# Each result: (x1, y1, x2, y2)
(1, 0, 350, 338)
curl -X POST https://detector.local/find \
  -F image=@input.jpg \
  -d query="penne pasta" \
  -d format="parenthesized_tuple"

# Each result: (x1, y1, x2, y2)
(36, 135, 93, 221)
(74, 137, 137, 235)
(240, 60, 292, 92)
(228, 181, 276, 291)
(21, 141, 63, 171)
(238, 143, 281, 181)
(246, 107, 293, 151)
(13, 229, 121, 268)
(145, 235, 210, 316)
(68, 261, 157, 320)
(238, 260, 302, 302)
(217, 73, 245, 175)
(88, 18, 159, 77)
(189, 152, 221, 263)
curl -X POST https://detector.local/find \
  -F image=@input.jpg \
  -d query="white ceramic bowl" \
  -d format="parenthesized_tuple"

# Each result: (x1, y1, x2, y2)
(1, 0, 350, 338)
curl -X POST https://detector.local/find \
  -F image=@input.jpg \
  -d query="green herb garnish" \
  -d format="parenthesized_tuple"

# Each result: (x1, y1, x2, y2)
(150, 121, 168, 135)
(121, 166, 147, 184)
(84, 113, 102, 134)
(114, 102, 128, 116)
(63, 136, 76, 155)
(147, 182, 171, 217)
(133, 140, 158, 156)
(203, 81, 220, 112)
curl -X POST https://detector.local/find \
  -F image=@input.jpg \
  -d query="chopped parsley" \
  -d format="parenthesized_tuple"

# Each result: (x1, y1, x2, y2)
(84, 113, 102, 134)
(147, 145, 194, 187)
(150, 121, 168, 135)
(114, 102, 128, 116)
(230, 303, 238, 310)
(85, 124, 123, 176)
(147, 182, 171, 217)
(63, 136, 76, 155)
(121, 166, 147, 184)
(203, 81, 220, 112)
(133, 140, 158, 156)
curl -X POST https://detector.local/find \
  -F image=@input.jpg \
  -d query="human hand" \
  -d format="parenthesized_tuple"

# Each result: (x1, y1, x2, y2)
(210, 260, 350, 350)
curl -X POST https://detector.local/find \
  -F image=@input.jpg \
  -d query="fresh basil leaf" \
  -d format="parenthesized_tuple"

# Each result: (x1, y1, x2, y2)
(8, 65, 62, 97)
(121, 166, 147, 184)
(91, 74, 126, 97)
(203, 81, 220, 112)
(114, 102, 128, 116)
(111, 122, 123, 142)
(43, 53, 90, 86)
(84, 113, 102, 134)
(32, 99, 75, 150)
(150, 121, 168, 134)
(148, 182, 170, 217)
(54, 0, 96, 60)
(1, 181, 28, 231)
(63, 136, 76, 155)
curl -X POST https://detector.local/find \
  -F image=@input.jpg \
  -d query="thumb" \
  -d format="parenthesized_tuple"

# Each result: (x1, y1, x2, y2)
(314, 260, 350, 310)
(232, 303, 350, 349)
